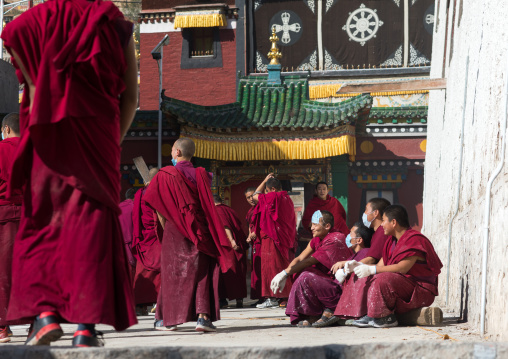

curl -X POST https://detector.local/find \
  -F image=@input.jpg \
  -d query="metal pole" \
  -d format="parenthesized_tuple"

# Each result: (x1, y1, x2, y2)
(157, 46, 163, 169)
(1, 0, 4, 61)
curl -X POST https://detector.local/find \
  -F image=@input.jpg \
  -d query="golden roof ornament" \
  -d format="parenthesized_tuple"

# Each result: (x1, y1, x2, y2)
(267, 26, 282, 65)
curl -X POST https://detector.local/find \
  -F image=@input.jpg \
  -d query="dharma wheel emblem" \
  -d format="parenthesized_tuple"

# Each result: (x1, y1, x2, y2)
(271, 11, 302, 45)
(342, 4, 383, 46)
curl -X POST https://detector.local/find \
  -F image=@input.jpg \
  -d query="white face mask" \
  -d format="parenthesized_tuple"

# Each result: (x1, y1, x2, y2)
(362, 211, 374, 228)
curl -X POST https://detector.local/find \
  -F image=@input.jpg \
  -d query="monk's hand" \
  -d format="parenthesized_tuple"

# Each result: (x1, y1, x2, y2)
(264, 173, 275, 183)
(354, 265, 377, 279)
(331, 261, 344, 274)
(344, 260, 361, 275)
(335, 268, 347, 284)
(271, 270, 288, 294)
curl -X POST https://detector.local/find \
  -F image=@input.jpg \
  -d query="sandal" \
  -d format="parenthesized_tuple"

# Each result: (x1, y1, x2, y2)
(312, 309, 340, 328)
(297, 320, 313, 328)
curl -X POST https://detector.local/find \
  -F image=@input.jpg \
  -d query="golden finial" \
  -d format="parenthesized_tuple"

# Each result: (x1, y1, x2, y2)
(267, 26, 282, 65)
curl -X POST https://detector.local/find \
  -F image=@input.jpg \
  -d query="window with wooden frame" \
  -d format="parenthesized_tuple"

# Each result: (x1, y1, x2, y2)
(189, 28, 214, 57)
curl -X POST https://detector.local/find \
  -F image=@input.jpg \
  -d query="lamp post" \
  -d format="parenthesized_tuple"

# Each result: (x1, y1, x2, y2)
(151, 34, 169, 169)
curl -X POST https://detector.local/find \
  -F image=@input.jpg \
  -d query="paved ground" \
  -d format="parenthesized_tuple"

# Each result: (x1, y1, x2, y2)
(4, 300, 486, 348)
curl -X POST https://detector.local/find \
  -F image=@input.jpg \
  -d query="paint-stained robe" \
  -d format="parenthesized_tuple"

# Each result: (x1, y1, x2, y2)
(0, 0, 137, 330)
(285, 231, 351, 324)
(216, 204, 248, 301)
(143, 161, 234, 326)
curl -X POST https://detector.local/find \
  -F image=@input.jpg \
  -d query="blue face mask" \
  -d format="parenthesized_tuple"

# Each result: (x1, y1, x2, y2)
(345, 234, 352, 248)
(1, 132, 3, 141)
(171, 158, 177, 166)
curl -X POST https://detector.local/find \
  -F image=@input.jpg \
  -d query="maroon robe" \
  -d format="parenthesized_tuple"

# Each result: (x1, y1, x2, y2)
(1, 0, 136, 330)
(0, 137, 23, 327)
(302, 195, 349, 235)
(335, 229, 442, 319)
(253, 191, 296, 298)
(366, 225, 391, 261)
(216, 204, 248, 300)
(285, 231, 352, 324)
(118, 199, 136, 268)
(143, 162, 234, 326)
(131, 187, 161, 304)
(247, 205, 262, 300)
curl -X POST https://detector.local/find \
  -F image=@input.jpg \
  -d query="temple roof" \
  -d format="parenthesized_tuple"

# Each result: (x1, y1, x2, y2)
(162, 76, 373, 131)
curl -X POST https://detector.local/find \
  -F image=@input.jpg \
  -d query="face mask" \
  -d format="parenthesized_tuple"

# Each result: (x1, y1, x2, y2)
(171, 158, 177, 166)
(362, 212, 373, 228)
(345, 234, 352, 248)
(1, 132, 4, 141)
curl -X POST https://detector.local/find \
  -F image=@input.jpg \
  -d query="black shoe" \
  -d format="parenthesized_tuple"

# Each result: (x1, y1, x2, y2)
(351, 315, 374, 328)
(25, 312, 63, 346)
(219, 299, 229, 309)
(370, 314, 399, 328)
(195, 317, 217, 332)
(72, 329, 104, 347)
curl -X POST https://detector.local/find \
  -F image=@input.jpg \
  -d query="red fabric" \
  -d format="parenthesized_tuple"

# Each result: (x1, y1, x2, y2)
(309, 231, 352, 273)
(216, 204, 247, 300)
(118, 199, 136, 267)
(133, 261, 160, 305)
(366, 225, 391, 260)
(348, 248, 370, 261)
(246, 205, 262, 299)
(132, 187, 161, 271)
(382, 228, 443, 294)
(0, 0, 136, 330)
(254, 191, 297, 261)
(302, 195, 348, 234)
(0, 138, 22, 206)
(260, 232, 293, 298)
(144, 166, 234, 273)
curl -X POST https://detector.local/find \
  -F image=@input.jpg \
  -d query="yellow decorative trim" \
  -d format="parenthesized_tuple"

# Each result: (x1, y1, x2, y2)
(181, 135, 356, 161)
(308, 85, 429, 100)
(174, 13, 227, 28)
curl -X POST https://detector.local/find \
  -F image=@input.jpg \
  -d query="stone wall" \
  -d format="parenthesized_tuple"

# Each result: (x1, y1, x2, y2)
(0, 59, 19, 114)
(423, 0, 508, 340)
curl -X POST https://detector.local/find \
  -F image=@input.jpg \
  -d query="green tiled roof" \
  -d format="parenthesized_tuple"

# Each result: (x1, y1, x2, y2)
(162, 76, 373, 130)
(369, 106, 428, 120)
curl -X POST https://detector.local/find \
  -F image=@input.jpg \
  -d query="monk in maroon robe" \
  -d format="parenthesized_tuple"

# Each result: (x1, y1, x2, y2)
(143, 138, 234, 332)
(0, 114, 23, 343)
(132, 169, 162, 313)
(214, 196, 248, 308)
(301, 182, 349, 235)
(244, 187, 262, 305)
(358, 197, 391, 265)
(336, 205, 443, 328)
(252, 174, 297, 308)
(118, 188, 138, 272)
(281, 210, 351, 327)
(1, 0, 138, 346)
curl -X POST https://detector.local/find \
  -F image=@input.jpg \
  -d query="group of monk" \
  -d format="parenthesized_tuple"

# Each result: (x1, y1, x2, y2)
(0, 0, 443, 348)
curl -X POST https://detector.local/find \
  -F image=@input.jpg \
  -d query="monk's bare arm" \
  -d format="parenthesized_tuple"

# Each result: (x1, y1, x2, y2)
(284, 242, 317, 275)
(360, 256, 378, 265)
(375, 256, 424, 275)
(156, 211, 166, 229)
(11, 50, 36, 114)
(119, 36, 138, 144)
(252, 173, 274, 202)
(224, 227, 239, 250)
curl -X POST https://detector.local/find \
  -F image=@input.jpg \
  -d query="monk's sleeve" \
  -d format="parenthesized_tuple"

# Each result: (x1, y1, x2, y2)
(312, 237, 350, 270)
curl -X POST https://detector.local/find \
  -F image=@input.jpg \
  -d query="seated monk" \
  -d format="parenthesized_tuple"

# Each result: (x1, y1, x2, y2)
(359, 197, 391, 265)
(301, 182, 349, 236)
(337, 205, 443, 328)
(214, 195, 248, 309)
(276, 210, 351, 327)
(252, 174, 297, 309)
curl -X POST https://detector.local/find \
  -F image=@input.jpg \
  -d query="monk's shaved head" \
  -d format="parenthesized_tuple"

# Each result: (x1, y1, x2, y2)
(174, 138, 195, 158)
(2, 113, 20, 135)
(148, 167, 159, 181)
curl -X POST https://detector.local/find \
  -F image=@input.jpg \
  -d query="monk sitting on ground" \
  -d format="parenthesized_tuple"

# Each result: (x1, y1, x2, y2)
(338, 205, 443, 328)
(214, 195, 248, 309)
(252, 174, 297, 309)
(278, 210, 351, 327)
(301, 182, 349, 236)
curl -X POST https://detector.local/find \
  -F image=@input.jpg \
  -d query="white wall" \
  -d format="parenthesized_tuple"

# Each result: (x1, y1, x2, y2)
(424, 0, 508, 340)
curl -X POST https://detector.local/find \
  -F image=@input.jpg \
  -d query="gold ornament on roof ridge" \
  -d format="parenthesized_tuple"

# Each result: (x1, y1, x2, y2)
(267, 26, 282, 65)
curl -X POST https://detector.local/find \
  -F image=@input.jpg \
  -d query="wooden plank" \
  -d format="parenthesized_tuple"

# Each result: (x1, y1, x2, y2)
(337, 78, 447, 94)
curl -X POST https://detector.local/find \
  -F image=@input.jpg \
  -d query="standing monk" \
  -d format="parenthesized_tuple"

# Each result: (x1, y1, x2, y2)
(118, 188, 138, 275)
(0, 114, 23, 343)
(143, 138, 234, 332)
(252, 174, 297, 309)
(132, 168, 162, 318)
(244, 187, 262, 306)
(214, 195, 248, 309)
(301, 182, 349, 235)
(0, 0, 138, 347)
